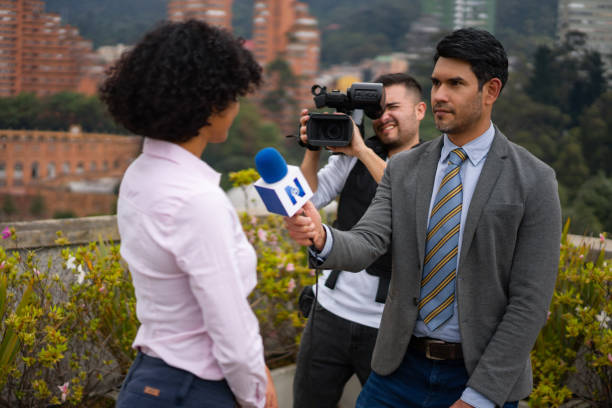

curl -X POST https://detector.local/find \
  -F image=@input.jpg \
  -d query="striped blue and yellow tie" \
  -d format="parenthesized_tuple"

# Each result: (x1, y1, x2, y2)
(418, 148, 467, 331)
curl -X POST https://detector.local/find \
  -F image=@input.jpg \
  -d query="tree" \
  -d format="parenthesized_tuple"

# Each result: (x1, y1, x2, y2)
(576, 91, 612, 177)
(261, 59, 298, 114)
(1, 195, 16, 217)
(203, 99, 284, 189)
(0, 92, 127, 134)
(565, 174, 612, 235)
(527, 33, 608, 123)
(493, 89, 570, 165)
(29, 194, 46, 217)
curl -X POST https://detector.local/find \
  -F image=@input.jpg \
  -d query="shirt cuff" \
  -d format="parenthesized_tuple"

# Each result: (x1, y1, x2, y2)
(461, 387, 495, 408)
(307, 224, 333, 266)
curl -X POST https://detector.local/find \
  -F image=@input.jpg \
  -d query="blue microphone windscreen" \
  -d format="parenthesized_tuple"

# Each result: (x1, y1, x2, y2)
(255, 147, 288, 183)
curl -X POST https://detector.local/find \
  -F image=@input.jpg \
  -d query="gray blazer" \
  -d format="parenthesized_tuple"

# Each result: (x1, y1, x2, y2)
(315, 128, 561, 406)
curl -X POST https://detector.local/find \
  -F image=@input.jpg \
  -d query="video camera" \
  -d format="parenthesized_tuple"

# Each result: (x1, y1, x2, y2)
(305, 82, 385, 147)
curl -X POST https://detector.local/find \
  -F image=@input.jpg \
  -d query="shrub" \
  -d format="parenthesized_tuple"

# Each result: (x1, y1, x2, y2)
(0, 229, 136, 407)
(0, 169, 316, 405)
(229, 169, 316, 367)
(530, 220, 612, 407)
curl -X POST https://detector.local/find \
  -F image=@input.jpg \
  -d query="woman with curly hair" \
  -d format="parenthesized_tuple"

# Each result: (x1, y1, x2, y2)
(100, 20, 277, 408)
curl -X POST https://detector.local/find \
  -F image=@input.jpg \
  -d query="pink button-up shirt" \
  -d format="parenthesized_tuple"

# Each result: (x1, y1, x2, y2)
(117, 138, 266, 407)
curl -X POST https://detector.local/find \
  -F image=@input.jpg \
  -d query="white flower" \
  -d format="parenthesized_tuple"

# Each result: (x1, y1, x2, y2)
(595, 311, 610, 328)
(66, 256, 77, 270)
(76, 265, 86, 285)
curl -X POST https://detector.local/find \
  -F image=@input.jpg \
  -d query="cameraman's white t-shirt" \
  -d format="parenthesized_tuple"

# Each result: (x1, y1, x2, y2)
(311, 153, 385, 329)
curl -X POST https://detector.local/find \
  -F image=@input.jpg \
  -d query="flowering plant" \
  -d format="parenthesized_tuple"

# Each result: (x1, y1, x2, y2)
(530, 221, 611, 406)
(0, 231, 137, 407)
(230, 169, 316, 367)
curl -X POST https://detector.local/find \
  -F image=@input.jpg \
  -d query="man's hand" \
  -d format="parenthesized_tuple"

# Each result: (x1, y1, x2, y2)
(300, 109, 368, 159)
(264, 366, 278, 408)
(284, 201, 326, 250)
(450, 400, 474, 408)
(299, 108, 311, 145)
(327, 118, 368, 158)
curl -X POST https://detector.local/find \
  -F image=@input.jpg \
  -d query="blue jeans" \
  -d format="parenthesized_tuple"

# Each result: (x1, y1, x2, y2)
(356, 347, 519, 408)
(116, 351, 237, 408)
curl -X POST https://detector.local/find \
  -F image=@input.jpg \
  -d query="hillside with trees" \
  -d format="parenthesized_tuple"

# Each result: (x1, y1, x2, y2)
(7, 1, 612, 234)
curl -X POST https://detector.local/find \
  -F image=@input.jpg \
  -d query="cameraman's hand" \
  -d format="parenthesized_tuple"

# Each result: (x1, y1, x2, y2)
(299, 108, 310, 145)
(327, 118, 368, 158)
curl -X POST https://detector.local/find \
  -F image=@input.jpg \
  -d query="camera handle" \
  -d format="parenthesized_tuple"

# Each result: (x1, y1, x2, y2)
(351, 109, 366, 142)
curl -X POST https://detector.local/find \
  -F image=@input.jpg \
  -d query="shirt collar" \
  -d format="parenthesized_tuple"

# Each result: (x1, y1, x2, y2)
(441, 122, 495, 166)
(142, 138, 221, 185)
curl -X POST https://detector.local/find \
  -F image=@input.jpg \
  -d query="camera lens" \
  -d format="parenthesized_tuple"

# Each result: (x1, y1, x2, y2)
(325, 123, 341, 140)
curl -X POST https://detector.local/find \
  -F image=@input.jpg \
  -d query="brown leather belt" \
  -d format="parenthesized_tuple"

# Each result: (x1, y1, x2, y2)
(409, 336, 463, 360)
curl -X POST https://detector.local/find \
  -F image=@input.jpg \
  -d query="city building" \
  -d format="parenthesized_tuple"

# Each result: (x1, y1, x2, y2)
(558, 0, 612, 77)
(168, 0, 233, 30)
(251, 0, 320, 133)
(0, 0, 100, 97)
(0, 127, 142, 219)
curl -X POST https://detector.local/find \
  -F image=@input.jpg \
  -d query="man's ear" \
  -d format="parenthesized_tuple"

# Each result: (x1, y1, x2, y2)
(484, 78, 502, 106)
(415, 101, 427, 121)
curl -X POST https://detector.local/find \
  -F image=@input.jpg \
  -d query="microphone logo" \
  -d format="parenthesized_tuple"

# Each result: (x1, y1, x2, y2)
(285, 178, 306, 205)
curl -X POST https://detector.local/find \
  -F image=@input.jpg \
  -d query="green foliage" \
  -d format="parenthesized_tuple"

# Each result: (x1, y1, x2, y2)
(52, 211, 76, 220)
(564, 174, 612, 235)
(495, 0, 557, 61)
(0, 183, 316, 401)
(576, 91, 612, 178)
(493, 87, 569, 165)
(527, 37, 608, 123)
(230, 170, 316, 366)
(261, 59, 299, 114)
(530, 221, 612, 406)
(0, 232, 137, 406)
(310, 0, 420, 66)
(29, 196, 45, 217)
(204, 99, 284, 189)
(0, 92, 127, 134)
(1, 197, 16, 217)
(242, 213, 315, 367)
(45, 0, 167, 48)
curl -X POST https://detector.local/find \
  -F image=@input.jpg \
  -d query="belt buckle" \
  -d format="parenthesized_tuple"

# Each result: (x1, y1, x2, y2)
(425, 339, 445, 360)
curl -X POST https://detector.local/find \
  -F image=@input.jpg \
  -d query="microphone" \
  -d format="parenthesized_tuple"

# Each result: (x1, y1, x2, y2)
(254, 147, 313, 217)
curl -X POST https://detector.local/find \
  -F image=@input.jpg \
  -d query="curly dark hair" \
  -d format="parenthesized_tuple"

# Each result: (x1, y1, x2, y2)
(99, 20, 262, 142)
(434, 28, 508, 92)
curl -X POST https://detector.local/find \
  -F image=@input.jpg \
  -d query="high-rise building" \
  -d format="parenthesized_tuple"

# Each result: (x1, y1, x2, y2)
(558, 0, 612, 76)
(418, 0, 496, 34)
(0, 0, 99, 97)
(168, 0, 233, 30)
(252, 0, 319, 77)
(252, 0, 320, 118)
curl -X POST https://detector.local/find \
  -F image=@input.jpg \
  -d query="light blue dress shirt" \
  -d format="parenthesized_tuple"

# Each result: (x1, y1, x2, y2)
(313, 123, 497, 407)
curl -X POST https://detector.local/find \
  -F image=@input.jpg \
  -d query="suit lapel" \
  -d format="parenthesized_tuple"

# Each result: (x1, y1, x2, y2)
(459, 128, 509, 266)
(414, 138, 443, 264)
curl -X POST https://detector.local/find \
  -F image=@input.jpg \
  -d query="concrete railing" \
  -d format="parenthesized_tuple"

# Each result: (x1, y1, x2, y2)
(2, 215, 610, 257)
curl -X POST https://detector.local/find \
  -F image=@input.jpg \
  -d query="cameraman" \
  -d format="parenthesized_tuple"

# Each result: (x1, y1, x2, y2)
(294, 73, 426, 408)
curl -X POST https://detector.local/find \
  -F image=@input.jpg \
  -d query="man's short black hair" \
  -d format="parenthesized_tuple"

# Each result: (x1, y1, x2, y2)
(374, 72, 423, 100)
(99, 20, 262, 142)
(434, 28, 508, 91)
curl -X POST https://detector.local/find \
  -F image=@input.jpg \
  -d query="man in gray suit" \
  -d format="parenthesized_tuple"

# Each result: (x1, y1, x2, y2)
(285, 28, 561, 407)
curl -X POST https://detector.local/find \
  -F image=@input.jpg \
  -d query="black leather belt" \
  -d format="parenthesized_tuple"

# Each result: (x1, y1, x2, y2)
(409, 336, 463, 360)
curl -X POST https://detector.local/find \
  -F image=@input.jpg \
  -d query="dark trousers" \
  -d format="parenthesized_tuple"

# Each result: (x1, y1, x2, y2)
(356, 346, 519, 408)
(116, 351, 236, 408)
(293, 301, 379, 408)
